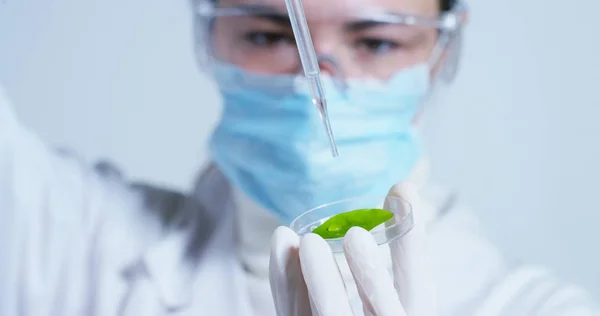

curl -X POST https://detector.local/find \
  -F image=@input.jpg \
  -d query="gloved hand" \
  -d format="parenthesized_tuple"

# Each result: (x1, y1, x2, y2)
(269, 182, 436, 316)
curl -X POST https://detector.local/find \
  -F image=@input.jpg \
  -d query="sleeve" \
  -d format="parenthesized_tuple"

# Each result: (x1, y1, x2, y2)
(0, 86, 141, 314)
(471, 265, 600, 316)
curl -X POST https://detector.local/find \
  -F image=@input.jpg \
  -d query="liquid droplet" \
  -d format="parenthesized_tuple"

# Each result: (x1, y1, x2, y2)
(327, 224, 342, 232)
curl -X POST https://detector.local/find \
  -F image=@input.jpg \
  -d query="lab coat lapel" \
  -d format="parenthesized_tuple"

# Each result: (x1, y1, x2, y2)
(132, 167, 229, 312)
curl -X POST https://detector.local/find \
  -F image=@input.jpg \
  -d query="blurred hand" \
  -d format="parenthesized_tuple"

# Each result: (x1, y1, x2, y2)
(269, 182, 436, 316)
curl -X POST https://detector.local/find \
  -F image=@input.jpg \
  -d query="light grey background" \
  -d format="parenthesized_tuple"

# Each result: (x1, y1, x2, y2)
(1, 0, 599, 297)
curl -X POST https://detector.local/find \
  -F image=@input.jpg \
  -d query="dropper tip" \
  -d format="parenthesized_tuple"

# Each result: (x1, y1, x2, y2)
(313, 96, 338, 158)
(325, 123, 339, 158)
(331, 146, 339, 158)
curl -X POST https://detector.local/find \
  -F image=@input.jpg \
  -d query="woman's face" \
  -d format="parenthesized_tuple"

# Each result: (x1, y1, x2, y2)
(210, 0, 441, 80)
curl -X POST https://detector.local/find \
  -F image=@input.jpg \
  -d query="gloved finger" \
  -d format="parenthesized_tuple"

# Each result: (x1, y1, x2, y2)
(385, 182, 437, 316)
(299, 233, 354, 316)
(269, 226, 312, 316)
(344, 227, 407, 316)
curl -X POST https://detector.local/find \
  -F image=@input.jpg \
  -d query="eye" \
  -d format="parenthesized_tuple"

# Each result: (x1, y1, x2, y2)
(356, 38, 400, 55)
(244, 31, 295, 47)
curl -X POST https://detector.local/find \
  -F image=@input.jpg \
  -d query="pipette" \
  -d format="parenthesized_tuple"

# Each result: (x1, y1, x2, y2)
(284, 0, 339, 157)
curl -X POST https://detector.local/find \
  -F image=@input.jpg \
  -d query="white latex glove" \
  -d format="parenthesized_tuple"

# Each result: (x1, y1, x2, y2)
(269, 182, 436, 316)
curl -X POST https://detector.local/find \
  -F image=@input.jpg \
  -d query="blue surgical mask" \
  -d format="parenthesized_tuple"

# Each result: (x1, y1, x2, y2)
(209, 62, 429, 224)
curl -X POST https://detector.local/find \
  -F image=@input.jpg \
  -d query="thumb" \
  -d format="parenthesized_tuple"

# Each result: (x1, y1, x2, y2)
(269, 226, 312, 316)
(386, 182, 437, 316)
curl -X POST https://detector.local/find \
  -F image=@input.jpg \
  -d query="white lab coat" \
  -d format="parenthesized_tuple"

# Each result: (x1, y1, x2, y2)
(0, 86, 598, 315)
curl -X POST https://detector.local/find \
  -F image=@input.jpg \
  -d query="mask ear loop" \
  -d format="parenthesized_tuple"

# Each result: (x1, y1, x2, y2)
(193, 2, 220, 74)
(427, 10, 461, 84)
(423, 9, 462, 107)
(317, 54, 349, 93)
(426, 32, 451, 100)
(417, 11, 462, 115)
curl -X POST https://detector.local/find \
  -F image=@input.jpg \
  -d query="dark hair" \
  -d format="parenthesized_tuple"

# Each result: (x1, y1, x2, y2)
(201, 0, 456, 14)
(203, 0, 457, 12)
(441, 0, 456, 12)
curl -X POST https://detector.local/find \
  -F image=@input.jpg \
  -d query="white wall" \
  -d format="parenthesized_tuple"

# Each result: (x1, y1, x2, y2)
(2, 0, 599, 297)
(0, 0, 221, 191)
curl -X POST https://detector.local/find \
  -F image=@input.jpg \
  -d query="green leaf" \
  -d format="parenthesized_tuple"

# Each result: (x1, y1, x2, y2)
(311, 208, 394, 239)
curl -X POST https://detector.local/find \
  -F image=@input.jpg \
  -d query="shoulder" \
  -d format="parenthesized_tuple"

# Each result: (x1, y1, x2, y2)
(76, 158, 213, 236)
(472, 264, 600, 315)
(423, 185, 599, 315)
(97, 160, 216, 232)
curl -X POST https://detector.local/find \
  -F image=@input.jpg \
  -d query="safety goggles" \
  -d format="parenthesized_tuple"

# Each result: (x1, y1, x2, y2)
(193, 1, 468, 83)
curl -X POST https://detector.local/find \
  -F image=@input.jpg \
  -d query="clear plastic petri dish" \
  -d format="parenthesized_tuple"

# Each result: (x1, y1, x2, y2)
(289, 195, 414, 253)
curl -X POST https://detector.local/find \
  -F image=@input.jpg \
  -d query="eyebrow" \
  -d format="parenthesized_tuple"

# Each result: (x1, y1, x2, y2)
(232, 4, 291, 26)
(237, 4, 393, 31)
(256, 13, 292, 27)
(345, 20, 390, 32)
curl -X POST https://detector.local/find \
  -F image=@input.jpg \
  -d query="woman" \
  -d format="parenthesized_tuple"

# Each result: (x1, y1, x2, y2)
(0, 0, 597, 314)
